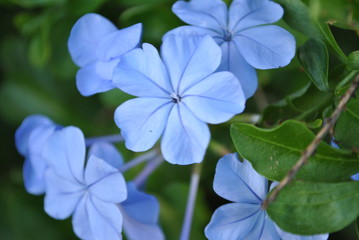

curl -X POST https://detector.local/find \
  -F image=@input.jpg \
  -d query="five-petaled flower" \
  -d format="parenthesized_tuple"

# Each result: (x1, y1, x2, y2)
(42, 126, 127, 240)
(205, 153, 329, 240)
(166, 0, 296, 98)
(68, 13, 142, 96)
(113, 34, 245, 165)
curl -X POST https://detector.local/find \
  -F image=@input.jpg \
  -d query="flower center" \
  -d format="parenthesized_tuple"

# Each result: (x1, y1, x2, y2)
(170, 92, 182, 103)
(223, 29, 233, 42)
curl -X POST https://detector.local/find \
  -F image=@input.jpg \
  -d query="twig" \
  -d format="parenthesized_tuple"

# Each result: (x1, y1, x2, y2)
(180, 163, 202, 240)
(85, 134, 123, 146)
(262, 74, 359, 209)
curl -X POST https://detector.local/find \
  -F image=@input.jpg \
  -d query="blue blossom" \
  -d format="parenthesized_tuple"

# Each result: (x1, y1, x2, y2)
(166, 0, 296, 98)
(15, 115, 58, 195)
(113, 34, 245, 165)
(205, 153, 329, 240)
(68, 13, 142, 96)
(41, 126, 127, 239)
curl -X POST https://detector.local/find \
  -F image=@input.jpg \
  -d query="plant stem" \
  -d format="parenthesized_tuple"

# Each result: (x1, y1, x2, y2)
(120, 149, 158, 172)
(208, 140, 231, 156)
(262, 73, 359, 209)
(85, 134, 123, 146)
(133, 155, 163, 187)
(180, 163, 202, 240)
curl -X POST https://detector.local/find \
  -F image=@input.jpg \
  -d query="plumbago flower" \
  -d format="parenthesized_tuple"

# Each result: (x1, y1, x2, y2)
(113, 34, 245, 165)
(68, 13, 142, 96)
(41, 126, 163, 240)
(42, 126, 127, 239)
(205, 153, 329, 240)
(15, 115, 58, 195)
(166, 0, 296, 98)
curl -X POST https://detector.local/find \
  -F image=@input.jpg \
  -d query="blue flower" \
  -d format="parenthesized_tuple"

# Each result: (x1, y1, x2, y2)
(113, 34, 245, 165)
(165, 0, 296, 98)
(15, 115, 58, 195)
(205, 153, 329, 240)
(42, 126, 127, 240)
(68, 13, 142, 96)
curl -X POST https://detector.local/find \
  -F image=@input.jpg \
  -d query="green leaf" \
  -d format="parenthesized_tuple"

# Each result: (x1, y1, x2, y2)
(335, 99, 359, 149)
(356, 217, 359, 238)
(261, 84, 332, 126)
(267, 181, 359, 234)
(28, 31, 51, 67)
(347, 51, 359, 70)
(230, 120, 359, 182)
(9, 0, 65, 8)
(308, 0, 359, 31)
(298, 39, 329, 91)
(275, 0, 347, 62)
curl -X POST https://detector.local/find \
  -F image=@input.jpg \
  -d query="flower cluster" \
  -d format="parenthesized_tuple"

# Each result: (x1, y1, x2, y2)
(14, 0, 302, 239)
(15, 116, 163, 240)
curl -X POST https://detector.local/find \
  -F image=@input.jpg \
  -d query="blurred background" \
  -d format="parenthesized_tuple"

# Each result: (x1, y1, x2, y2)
(0, 0, 358, 239)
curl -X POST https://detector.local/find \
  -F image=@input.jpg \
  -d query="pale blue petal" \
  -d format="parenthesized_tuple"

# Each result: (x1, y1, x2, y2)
(219, 41, 258, 98)
(23, 157, 45, 195)
(163, 26, 223, 45)
(68, 13, 117, 67)
(229, 0, 284, 32)
(351, 173, 359, 181)
(275, 224, 329, 240)
(27, 127, 55, 179)
(161, 35, 221, 94)
(88, 196, 123, 240)
(44, 169, 84, 219)
(259, 216, 281, 240)
(233, 25, 296, 69)
(114, 44, 172, 97)
(42, 126, 85, 183)
(96, 23, 142, 61)
(114, 98, 173, 152)
(72, 196, 95, 240)
(23, 126, 55, 195)
(182, 71, 245, 124)
(76, 62, 115, 96)
(161, 104, 210, 165)
(88, 142, 124, 169)
(15, 114, 53, 156)
(213, 154, 267, 203)
(121, 182, 164, 240)
(205, 202, 263, 240)
(86, 155, 127, 203)
(172, 0, 227, 31)
(95, 57, 121, 80)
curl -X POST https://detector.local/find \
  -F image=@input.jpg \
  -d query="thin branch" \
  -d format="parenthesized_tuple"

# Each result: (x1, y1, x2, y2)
(262, 73, 359, 209)
(133, 155, 164, 187)
(180, 163, 202, 240)
(120, 149, 158, 172)
(85, 134, 123, 146)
